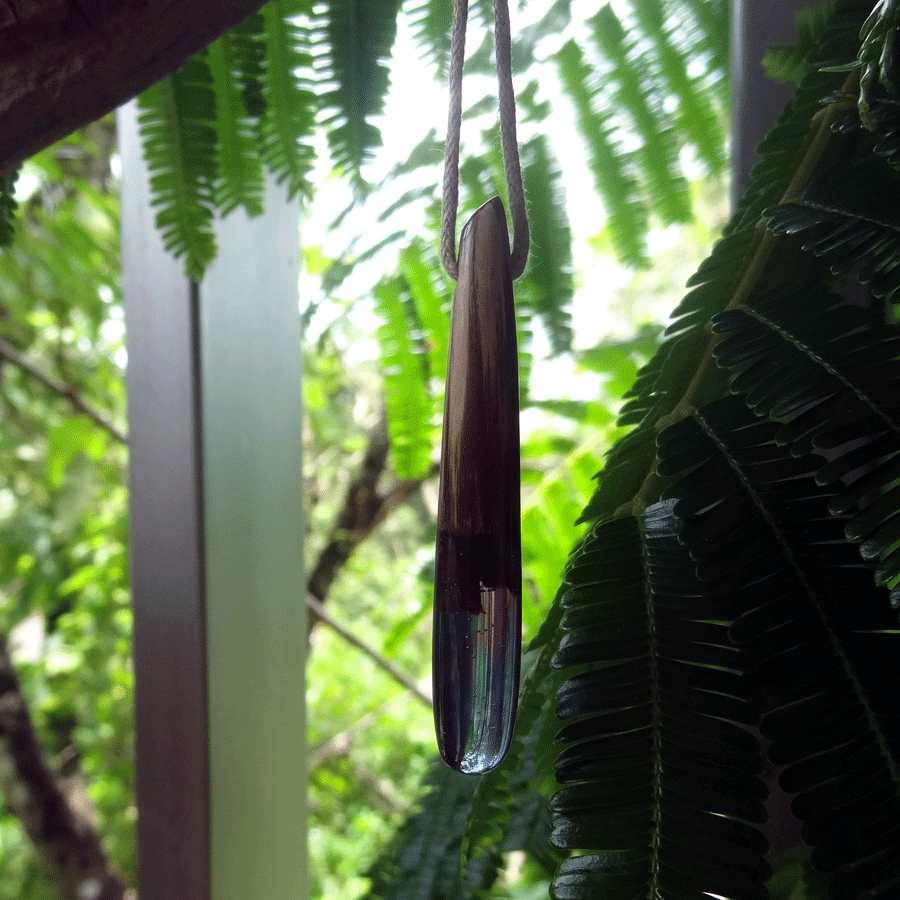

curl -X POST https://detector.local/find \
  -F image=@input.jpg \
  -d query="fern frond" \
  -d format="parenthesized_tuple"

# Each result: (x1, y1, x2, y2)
(406, 0, 453, 75)
(629, 0, 727, 173)
(711, 289, 900, 604)
(363, 759, 501, 900)
(551, 507, 768, 900)
(374, 279, 434, 479)
(578, 4, 862, 527)
(680, 0, 729, 77)
(315, 0, 401, 190)
(659, 396, 900, 896)
(207, 33, 266, 217)
(137, 57, 218, 280)
(230, 11, 267, 118)
(519, 134, 573, 355)
(399, 239, 449, 387)
(590, 4, 691, 225)
(0, 166, 17, 247)
(258, 0, 317, 199)
(555, 38, 647, 267)
(765, 156, 900, 301)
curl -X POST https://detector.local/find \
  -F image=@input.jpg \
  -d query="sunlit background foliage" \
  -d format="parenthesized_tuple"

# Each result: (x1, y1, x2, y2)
(3, 0, 736, 896)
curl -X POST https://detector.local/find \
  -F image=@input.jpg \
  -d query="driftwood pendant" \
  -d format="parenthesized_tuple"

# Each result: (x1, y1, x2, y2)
(433, 197, 522, 774)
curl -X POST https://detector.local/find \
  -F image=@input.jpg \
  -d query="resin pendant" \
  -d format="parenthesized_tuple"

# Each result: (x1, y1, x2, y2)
(433, 196, 521, 775)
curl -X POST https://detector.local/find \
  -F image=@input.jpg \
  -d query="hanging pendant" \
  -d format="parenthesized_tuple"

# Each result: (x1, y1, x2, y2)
(433, 196, 521, 775)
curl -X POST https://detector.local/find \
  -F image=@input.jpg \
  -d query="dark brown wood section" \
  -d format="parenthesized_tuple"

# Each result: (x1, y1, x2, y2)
(0, 0, 267, 173)
(119, 105, 210, 900)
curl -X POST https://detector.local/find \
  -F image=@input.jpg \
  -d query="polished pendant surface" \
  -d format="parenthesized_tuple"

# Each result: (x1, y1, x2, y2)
(433, 196, 521, 775)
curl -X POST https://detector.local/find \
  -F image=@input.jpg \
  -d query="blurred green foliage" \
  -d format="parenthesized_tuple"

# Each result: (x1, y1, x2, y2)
(0, 1, 733, 897)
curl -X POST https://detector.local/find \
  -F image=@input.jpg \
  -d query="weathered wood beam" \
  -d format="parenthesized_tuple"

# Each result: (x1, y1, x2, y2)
(0, 0, 266, 172)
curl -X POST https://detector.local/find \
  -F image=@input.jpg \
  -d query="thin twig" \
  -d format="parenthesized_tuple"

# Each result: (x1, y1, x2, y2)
(306, 594, 432, 710)
(0, 338, 127, 444)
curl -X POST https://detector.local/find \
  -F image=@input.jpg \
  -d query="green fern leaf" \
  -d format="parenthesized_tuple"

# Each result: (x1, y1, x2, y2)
(406, 0, 453, 76)
(364, 759, 501, 900)
(659, 396, 900, 896)
(519, 135, 574, 355)
(137, 57, 218, 280)
(766, 156, 900, 301)
(399, 240, 449, 387)
(630, 0, 727, 174)
(555, 38, 647, 267)
(374, 279, 435, 479)
(207, 33, 266, 217)
(230, 11, 267, 118)
(711, 290, 900, 604)
(258, 0, 317, 199)
(578, 1, 863, 526)
(590, 4, 692, 225)
(0, 166, 18, 247)
(551, 506, 769, 900)
(316, 0, 401, 190)
(680, 0, 729, 77)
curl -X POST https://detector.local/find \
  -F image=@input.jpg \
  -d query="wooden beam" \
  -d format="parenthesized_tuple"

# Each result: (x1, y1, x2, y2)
(0, 0, 266, 173)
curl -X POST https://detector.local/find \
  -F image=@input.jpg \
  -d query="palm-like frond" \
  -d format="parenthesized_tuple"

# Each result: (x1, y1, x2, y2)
(374, 278, 435, 479)
(658, 396, 900, 897)
(206, 32, 266, 217)
(590, 4, 692, 225)
(406, 0, 453, 73)
(399, 239, 449, 386)
(550, 2, 900, 896)
(137, 56, 218, 280)
(555, 38, 648, 266)
(629, 0, 727, 173)
(363, 759, 502, 900)
(712, 290, 900, 604)
(230, 11, 268, 118)
(314, 0, 401, 190)
(578, 4, 863, 527)
(257, 0, 317, 199)
(765, 156, 900, 302)
(551, 506, 768, 900)
(518, 134, 573, 355)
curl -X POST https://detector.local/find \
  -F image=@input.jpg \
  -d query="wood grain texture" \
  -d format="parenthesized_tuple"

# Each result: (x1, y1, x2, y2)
(0, 0, 267, 172)
(433, 196, 522, 774)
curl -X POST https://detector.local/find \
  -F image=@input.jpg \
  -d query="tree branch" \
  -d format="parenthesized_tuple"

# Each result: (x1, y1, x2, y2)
(306, 594, 431, 709)
(0, 634, 129, 900)
(0, 338, 127, 444)
(306, 412, 438, 629)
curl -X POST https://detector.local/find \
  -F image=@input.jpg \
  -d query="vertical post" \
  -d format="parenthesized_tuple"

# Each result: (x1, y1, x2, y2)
(119, 101, 306, 900)
(731, 0, 799, 205)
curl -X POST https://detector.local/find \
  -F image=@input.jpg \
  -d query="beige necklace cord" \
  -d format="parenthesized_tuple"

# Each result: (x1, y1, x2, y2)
(441, 0, 531, 281)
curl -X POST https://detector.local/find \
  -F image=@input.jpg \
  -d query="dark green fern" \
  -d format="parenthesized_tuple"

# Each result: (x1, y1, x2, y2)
(315, 0, 402, 190)
(137, 55, 218, 280)
(207, 31, 266, 217)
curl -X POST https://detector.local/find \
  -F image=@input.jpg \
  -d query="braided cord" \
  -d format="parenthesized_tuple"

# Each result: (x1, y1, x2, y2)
(440, 0, 530, 280)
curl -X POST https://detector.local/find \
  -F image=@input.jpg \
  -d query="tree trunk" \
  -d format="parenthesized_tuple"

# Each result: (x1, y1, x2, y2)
(0, 634, 129, 900)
